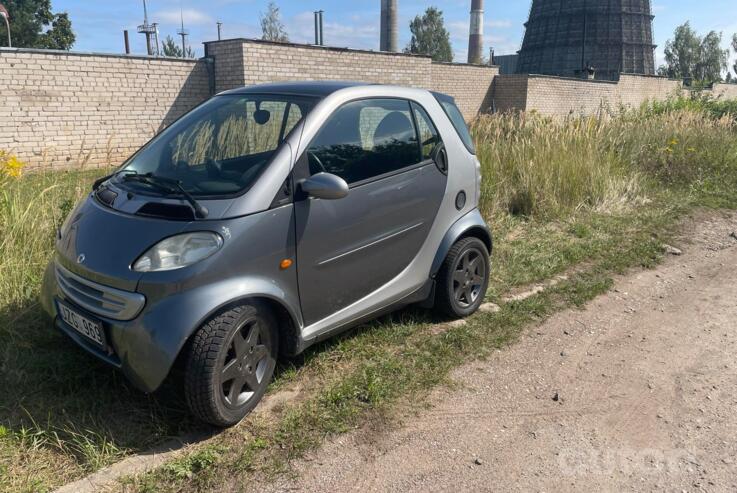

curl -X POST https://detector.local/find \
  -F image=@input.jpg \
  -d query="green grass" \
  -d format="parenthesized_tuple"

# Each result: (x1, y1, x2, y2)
(1, 97, 737, 492)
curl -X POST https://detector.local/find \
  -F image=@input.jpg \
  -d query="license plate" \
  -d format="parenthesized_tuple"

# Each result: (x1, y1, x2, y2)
(57, 300, 106, 347)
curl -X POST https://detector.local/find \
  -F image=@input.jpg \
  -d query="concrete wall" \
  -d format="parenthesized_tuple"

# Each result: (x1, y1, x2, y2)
(205, 39, 498, 121)
(1, 48, 210, 169)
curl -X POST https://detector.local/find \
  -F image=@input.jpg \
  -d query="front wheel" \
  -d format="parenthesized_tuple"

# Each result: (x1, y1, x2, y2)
(435, 237, 490, 318)
(184, 302, 278, 427)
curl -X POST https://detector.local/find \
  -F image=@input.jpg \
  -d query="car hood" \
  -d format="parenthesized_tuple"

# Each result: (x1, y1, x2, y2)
(56, 194, 191, 291)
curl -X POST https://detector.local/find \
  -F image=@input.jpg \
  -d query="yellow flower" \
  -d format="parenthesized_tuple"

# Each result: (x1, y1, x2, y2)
(687, 147, 696, 153)
(669, 138, 679, 146)
(1, 152, 25, 178)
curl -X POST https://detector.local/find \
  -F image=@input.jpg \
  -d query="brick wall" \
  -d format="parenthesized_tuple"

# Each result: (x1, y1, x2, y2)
(491, 75, 528, 113)
(3, 39, 736, 169)
(429, 62, 496, 118)
(205, 39, 499, 121)
(492, 74, 683, 117)
(711, 83, 737, 100)
(1, 48, 210, 168)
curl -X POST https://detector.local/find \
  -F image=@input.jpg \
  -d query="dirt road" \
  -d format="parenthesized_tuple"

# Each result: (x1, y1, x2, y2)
(264, 211, 737, 492)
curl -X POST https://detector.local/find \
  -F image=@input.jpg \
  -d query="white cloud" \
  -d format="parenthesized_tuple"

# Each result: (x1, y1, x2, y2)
(286, 11, 379, 50)
(487, 19, 512, 29)
(153, 8, 213, 26)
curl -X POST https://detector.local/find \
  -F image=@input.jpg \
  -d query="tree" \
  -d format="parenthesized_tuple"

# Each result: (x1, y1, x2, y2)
(698, 31, 729, 83)
(260, 1, 288, 43)
(405, 7, 453, 62)
(161, 35, 195, 58)
(732, 34, 737, 78)
(0, 0, 75, 49)
(659, 22, 728, 84)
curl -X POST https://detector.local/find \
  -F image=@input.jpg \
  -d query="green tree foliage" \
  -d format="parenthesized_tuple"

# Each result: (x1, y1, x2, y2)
(260, 1, 288, 43)
(405, 7, 452, 62)
(0, 0, 75, 49)
(732, 34, 737, 78)
(659, 22, 728, 84)
(161, 35, 195, 58)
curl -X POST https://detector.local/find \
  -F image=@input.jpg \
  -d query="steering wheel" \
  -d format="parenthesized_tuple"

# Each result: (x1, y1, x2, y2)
(307, 151, 326, 174)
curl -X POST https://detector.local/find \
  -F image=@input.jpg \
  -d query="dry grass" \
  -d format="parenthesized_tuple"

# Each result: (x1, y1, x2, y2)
(473, 107, 737, 220)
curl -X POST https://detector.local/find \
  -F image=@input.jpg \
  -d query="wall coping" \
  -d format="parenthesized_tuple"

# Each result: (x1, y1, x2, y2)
(432, 60, 499, 69)
(204, 37, 432, 60)
(0, 46, 203, 63)
(496, 72, 678, 85)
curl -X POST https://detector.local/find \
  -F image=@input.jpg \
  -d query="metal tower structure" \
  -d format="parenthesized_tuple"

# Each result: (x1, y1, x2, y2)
(380, 0, 398, 52)
(177, 8, 189, 57)
(137, 0, 159, 56)
(467, 0, 484, 64)
(516, 0, 656, 80)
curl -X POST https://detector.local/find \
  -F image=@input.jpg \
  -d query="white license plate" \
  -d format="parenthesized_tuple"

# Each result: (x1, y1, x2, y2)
(57, 300, 105, 347)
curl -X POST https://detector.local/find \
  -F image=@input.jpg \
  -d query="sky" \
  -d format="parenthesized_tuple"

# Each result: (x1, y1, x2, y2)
(52, 0, 737, 74)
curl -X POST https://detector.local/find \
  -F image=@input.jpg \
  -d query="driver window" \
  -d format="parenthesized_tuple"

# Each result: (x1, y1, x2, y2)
(306, 99, 421, 184)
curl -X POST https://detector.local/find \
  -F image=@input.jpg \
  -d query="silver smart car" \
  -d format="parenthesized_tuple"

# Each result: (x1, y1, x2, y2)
(41, 81, 492, 426)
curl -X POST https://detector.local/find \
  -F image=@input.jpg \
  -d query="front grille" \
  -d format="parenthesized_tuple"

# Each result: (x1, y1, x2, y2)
(55, 264, 145, 321)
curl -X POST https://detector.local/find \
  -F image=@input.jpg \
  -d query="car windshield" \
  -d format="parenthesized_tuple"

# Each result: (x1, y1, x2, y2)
(117, 94, 317, 197)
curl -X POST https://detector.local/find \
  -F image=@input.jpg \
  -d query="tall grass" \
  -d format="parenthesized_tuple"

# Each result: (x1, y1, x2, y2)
(0, 171, 96, 311)
(472, 99, 737, 219)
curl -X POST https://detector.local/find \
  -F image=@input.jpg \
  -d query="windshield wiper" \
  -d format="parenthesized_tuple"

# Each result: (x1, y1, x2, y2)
(120, 172, 209, 219)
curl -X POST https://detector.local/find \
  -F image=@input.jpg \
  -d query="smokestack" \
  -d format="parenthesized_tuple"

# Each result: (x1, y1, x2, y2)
(314, 12, 319, 45)
(380, 0, 398, 52)
(314, 11, 324, 45)
(319, 10, 324, 45)
(124, 30, 130, 54)
(467, 0, 484, 64)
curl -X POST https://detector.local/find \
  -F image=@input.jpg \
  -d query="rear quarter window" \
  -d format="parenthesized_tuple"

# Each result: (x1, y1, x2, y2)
(433, 93, 475, 155)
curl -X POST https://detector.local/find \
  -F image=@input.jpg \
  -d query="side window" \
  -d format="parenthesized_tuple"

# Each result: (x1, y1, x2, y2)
(411, 102, 442, 161)
(306, 99, 421, 184)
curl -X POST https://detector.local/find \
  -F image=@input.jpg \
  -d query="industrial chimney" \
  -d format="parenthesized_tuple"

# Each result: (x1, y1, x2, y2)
(380, 0, 398, 52)
(467, 0, 484, 64)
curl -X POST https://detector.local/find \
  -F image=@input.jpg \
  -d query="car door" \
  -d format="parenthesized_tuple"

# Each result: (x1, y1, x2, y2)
(293, 98, 448, 325)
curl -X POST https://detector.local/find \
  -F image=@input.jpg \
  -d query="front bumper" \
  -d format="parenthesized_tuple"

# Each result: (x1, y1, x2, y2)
(41, 261, 191, 393)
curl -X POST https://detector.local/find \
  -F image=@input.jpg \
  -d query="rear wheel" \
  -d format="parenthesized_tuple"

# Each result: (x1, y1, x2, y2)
(435, 237, 490, 318)
(184, 302, 277, 427)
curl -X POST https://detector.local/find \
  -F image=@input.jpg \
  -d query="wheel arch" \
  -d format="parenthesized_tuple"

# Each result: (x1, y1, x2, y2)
(430, 209, 492, 278)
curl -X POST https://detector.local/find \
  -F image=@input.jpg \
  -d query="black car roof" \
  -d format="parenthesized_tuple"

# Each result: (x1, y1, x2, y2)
(218, 81, 375, 98)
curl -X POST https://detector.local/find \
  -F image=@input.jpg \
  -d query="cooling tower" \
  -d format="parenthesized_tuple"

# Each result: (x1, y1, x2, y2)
(516, 0, 656, 80)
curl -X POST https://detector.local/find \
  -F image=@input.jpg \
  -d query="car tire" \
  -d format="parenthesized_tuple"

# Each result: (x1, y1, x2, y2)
(184, 302, 278, 427)
(435, 237, 490, 318)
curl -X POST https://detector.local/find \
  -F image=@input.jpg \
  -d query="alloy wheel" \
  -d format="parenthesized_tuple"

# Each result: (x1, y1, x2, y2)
(219, 318, 270, 409)
(452, 248, 485, 308)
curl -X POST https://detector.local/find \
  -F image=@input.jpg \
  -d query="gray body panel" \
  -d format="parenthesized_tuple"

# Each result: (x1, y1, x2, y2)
(40, 82, 491, 393)
(295, 163, 446, 324)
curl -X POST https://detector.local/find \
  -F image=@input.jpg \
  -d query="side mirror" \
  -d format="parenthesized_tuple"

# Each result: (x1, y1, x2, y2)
(300, 172, 349, 200)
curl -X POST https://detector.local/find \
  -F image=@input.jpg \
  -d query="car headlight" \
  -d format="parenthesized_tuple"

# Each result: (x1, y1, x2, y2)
(133, 232, 223, 272)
